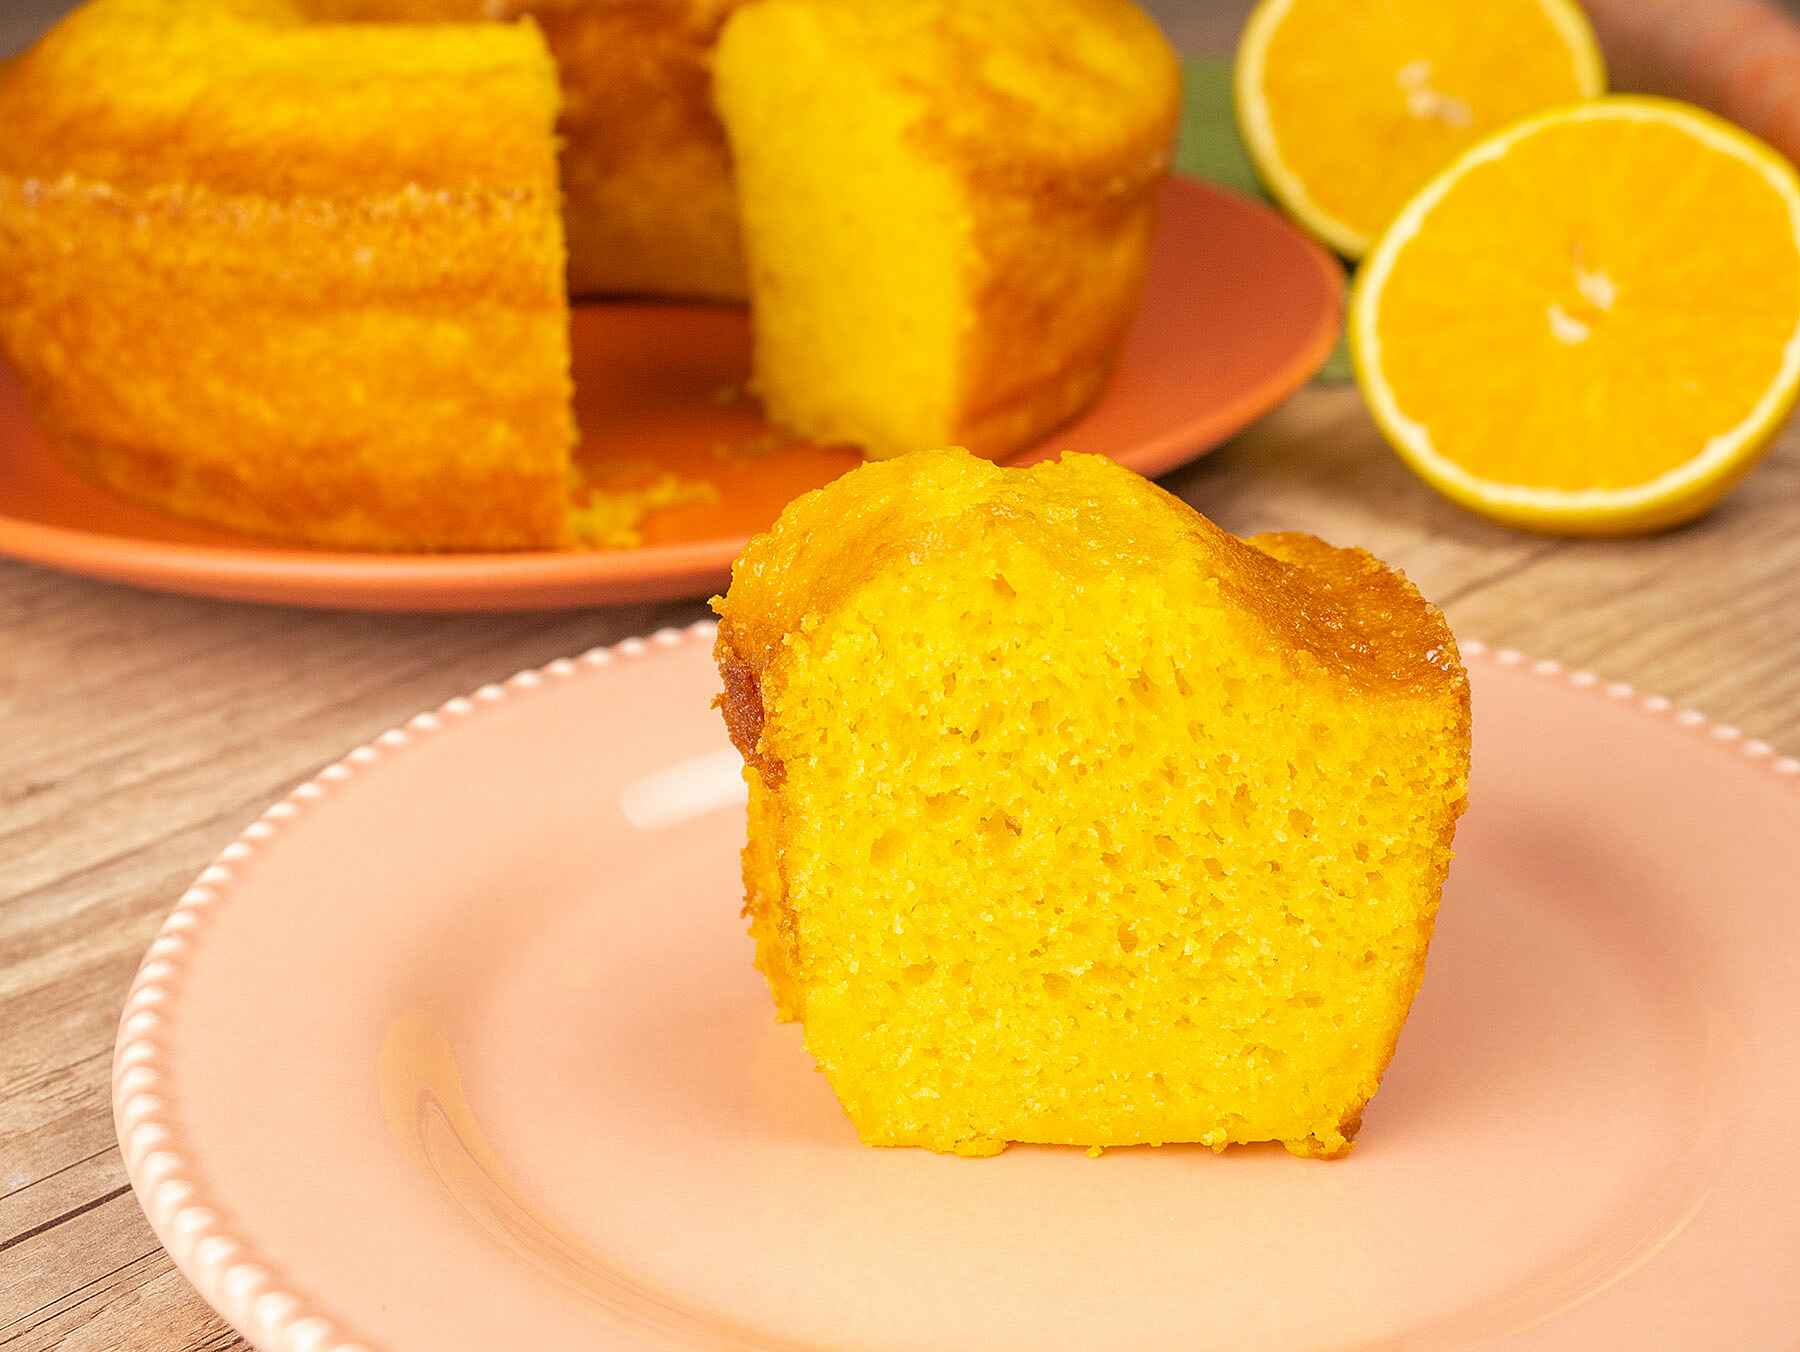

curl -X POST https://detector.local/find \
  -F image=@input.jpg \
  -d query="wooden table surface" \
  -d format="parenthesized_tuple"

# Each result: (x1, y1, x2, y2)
(6, 386, 1798, 1350)
(6, 6, 1800, 1352)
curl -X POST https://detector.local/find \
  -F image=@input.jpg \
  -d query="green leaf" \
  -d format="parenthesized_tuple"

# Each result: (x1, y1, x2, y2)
(1175, 56, 1265, 200)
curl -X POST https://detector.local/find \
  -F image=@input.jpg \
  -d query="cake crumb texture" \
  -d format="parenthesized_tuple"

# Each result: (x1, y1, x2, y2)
(313, 0, 751, 299)
(0, 0, 574, 550)
(713, 0, 1179, 459)
(714, 448, 1470, 1157)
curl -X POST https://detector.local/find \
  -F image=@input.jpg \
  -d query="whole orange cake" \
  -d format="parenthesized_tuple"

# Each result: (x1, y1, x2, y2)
(0, 0, 1181, 549)
(715, 449, 1471, 1157)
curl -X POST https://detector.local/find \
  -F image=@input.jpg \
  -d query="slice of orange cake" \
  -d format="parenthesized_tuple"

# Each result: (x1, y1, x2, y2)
(713, 448, 1470, 1157)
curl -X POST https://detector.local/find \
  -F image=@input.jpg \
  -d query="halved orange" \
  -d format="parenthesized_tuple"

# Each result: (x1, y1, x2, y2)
(1236, 0, 1604, 258)
(1351, 97, 1800, 534)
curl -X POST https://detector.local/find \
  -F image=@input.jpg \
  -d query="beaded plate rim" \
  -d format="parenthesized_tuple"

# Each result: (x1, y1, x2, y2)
(110, 623, 1798, 1352)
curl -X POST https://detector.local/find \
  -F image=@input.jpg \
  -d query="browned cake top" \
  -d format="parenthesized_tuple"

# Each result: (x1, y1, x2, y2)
(715, 449, 1466, 711)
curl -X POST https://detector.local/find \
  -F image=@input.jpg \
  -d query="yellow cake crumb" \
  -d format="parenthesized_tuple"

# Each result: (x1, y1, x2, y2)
(568, 471, 721, 549)
(0, 0, 574, 550)
(714, 448, 1470, 1158)
(713, 0, 1179, 459)
(1, 0, 1181, 549)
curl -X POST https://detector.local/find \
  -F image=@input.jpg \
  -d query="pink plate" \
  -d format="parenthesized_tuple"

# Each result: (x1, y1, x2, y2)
(0, 177, 1341, 611)
(115, 628, 1800, 1351)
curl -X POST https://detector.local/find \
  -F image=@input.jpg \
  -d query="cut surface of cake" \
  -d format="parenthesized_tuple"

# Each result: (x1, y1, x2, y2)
(0, 0, 1182, 548)
(0, 0, 574, 550)
(713, 0, 1180, 459)
(316, 0, 750, 300)
(521, 0, 748, 300)
(714, 448, 1470, 1157)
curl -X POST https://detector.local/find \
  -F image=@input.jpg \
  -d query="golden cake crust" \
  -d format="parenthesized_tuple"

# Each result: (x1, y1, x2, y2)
(2, 0, 1184, 548)
(340, 0, 748, 298)
(714, 0, 1180, 459)
(911, 0, 1181, 453)
(0, 0, 574, 549)
(509, 0, 747, 299)
(714, 450, 1470, 1156)
(715, 451, 1467, 730)
(335, 0, 750, 298)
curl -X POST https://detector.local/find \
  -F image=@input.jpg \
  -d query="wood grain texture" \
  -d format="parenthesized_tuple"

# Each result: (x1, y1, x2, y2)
(4, 1, 1800, 1346)
(4, 383, 1796, 1349)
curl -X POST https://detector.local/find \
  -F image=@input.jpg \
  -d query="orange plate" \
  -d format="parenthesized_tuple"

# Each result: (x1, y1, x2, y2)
(116, 630, 1800, 1350)
(0, 177, 1342, 611)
